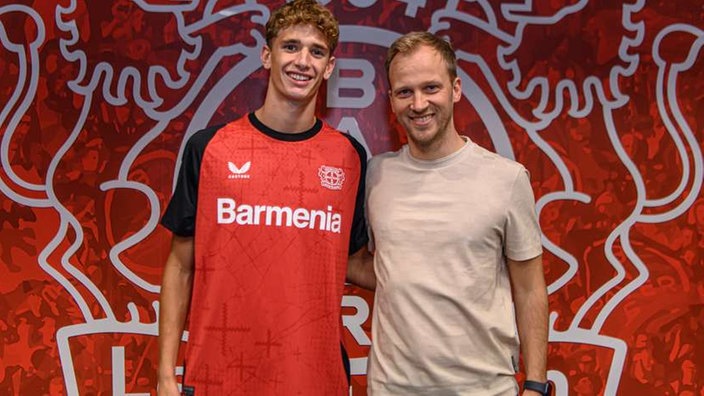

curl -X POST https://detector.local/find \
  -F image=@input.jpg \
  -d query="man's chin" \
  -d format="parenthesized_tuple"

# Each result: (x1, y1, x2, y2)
(407, 130, 436, 145)
(283, 91, 317, 104)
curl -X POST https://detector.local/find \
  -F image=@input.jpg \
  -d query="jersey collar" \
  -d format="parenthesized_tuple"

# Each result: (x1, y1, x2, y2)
(248, 112, 323, 142)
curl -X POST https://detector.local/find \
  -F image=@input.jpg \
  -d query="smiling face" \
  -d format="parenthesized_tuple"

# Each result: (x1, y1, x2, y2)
(261, 24, 336, 107)
(388, 44, 462, 159)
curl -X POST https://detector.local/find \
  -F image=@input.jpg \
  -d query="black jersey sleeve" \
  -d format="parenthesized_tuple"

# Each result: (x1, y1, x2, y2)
(161, 125, 223, 236)
(341, 133, 369, 255)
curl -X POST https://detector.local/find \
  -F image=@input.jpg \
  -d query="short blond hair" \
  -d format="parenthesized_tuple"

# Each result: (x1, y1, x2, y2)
(386, 31, 457, 81)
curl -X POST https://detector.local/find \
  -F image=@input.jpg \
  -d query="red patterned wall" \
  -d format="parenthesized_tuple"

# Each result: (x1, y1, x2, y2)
(1, 1, 703, 395)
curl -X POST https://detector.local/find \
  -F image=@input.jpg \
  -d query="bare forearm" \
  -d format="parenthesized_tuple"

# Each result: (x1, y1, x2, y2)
(158, 263, 193, 377)
(158, 236, 195, 381)
(508, 256, 549, 382)
(514, 285, 548, 381)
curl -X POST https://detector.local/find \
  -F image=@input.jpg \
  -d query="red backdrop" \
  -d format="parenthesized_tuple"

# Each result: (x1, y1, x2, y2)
(1, 1, 703, 395)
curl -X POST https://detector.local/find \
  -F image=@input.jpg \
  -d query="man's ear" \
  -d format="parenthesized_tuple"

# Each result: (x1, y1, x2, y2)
(452, 76, 462, 103)
(323, 56, 336, 80)
(261, 45, 272, 70)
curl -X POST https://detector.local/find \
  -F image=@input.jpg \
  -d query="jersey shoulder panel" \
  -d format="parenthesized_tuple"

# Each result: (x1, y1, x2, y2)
(160, 124, 227, 236)
(320, 124, 370, 254)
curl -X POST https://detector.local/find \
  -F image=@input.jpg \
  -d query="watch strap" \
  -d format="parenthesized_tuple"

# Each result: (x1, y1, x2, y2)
(523, 380, 551, 395)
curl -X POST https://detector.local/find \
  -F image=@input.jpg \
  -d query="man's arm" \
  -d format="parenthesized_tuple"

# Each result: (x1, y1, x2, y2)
(507, 255, 549, 395)
(346, 247, 375, 291)
(157, 235, 195, 396)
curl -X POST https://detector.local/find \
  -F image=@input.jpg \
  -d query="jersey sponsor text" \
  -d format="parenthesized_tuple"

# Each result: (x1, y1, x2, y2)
(217, 198, 342, 233)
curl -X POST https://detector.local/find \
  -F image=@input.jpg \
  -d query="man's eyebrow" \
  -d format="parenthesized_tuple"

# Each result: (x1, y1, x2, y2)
(308, 42, 329, 51)
(279, 38, 329, 52)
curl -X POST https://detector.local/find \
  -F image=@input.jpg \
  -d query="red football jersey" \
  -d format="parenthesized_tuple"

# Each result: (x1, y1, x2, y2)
(162, 113, 367, 395)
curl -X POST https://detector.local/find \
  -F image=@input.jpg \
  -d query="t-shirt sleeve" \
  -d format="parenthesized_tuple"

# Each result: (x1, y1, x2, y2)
(161, 126, 220, 236)
(504, 166, 543, 261)
(342, 134, 370, 255)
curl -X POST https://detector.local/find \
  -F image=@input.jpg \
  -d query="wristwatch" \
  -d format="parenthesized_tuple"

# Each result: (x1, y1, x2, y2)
(523, 380, 552, 395)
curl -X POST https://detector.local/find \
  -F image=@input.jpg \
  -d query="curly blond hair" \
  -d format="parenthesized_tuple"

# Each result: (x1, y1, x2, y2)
(266, 0, 339, 52)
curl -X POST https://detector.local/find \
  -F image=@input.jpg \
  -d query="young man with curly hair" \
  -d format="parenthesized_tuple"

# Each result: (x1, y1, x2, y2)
(157, 1, 368, 394)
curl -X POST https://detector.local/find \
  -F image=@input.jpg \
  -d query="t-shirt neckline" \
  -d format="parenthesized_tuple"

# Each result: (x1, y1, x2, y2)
(403, 136, 472, 168)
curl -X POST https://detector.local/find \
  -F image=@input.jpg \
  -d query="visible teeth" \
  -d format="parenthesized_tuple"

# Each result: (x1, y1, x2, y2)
(414, 115, 432, 122)
(290, 73, 311, 81)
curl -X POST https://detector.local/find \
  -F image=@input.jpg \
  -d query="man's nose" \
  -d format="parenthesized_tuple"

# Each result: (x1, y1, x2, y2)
(294, 49, 312, 68)
(410, 93, 428, 112)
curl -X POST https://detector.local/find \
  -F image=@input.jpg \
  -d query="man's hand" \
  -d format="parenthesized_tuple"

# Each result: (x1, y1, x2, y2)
(346, 247, 375, 290)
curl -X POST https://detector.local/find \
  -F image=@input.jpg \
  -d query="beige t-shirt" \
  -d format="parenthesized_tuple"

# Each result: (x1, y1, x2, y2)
(366, 138, 543, 396)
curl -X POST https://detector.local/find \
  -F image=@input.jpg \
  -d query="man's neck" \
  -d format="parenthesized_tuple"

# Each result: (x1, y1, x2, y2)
(409, 131, 467, 161)
(255, 95, 318, 134)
